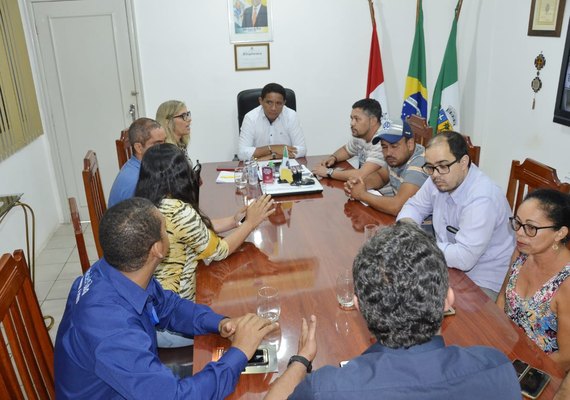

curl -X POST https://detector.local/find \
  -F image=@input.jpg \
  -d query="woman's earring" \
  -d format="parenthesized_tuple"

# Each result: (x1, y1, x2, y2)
(552, 242, 560, 251)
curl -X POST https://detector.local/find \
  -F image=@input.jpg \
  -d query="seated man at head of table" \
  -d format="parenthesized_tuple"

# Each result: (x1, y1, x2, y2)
(267, 222, 520, 399)
(396, 131, 515, 301)
(344, 119, 428, 216)
(108, 118, 166, 207)
(312, 98, 386, 181)
(238, 82, 306, 161)
(54, 197, 278, 400)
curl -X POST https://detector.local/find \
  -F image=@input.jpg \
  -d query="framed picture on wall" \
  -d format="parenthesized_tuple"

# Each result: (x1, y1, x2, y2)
(228, 0, 273, 43)
(528, 0, 566, 37)
(554, 18, 570, 126)
(234, 43, 270, 71)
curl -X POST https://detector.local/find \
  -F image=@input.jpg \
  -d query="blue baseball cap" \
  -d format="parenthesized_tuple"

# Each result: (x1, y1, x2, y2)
(372, 119, 413, 145)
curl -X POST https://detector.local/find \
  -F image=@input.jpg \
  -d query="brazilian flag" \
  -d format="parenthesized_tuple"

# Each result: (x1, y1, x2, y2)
(401, 0, 428, 122)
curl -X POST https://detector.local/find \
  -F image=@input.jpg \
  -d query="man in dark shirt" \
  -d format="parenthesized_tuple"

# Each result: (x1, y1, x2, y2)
(54, 198, 278, 399)
(267, 222, 521, 399)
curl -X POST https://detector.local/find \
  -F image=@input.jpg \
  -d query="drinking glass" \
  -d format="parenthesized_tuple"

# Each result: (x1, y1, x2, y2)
(234, 167, 247, 189)
(257, 286, 281, 322)
(336, 269, 355, 310)
(364, 224, 379, 242)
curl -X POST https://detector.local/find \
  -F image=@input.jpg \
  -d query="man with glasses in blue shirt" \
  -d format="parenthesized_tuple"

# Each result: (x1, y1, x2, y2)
(397, 131, 514, 300)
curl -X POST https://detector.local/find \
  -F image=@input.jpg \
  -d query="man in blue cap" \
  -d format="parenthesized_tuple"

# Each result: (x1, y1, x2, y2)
(344, 119, 428, 216)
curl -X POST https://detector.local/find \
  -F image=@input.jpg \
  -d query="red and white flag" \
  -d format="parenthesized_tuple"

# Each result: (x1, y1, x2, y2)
(367, 20, 389, 121)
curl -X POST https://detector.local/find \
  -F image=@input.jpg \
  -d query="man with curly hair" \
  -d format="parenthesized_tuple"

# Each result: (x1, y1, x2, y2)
(279, 222, 520, 399)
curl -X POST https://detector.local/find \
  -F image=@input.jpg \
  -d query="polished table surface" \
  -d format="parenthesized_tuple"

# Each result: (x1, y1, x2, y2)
(194, 157, 564, 399)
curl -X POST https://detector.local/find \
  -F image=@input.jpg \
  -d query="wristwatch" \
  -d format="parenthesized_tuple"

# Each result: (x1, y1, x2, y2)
(288, 355, 312, 373)
(326, 168, 334, 178)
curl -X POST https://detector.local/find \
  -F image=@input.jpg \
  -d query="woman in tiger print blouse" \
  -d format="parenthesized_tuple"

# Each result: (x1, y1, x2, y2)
(136, 143, 274, 347)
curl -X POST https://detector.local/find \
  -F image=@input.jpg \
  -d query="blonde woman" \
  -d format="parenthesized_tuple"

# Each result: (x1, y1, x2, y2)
(156, 100, 191, 153)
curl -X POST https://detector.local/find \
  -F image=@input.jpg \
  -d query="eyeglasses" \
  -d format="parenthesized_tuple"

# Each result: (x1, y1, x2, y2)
(422, 158, 459, 175)
(509, 217, 557, 237)
(172, 111, 191, 122)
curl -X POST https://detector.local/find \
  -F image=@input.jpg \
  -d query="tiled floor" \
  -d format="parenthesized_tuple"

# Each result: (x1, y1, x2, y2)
(36, 223, 98, 343)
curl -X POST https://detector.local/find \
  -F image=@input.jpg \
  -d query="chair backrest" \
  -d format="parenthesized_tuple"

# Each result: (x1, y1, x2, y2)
(82, 150, 107, 258)
(237, 88, 296, 129)
(115, 128, 131, 169)
(0, 250, 54, 399)
(506, 158, 570, 213)
(405, 115, 481, 166)
(406, 114, 432, 147)
(68, 197, 91, 274)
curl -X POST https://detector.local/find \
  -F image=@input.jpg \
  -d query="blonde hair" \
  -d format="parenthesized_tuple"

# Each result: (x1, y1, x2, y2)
(155, 100, 189, 148)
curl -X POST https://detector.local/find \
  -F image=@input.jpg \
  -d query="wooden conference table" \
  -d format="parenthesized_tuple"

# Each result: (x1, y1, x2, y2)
(193, 156, 564, 399)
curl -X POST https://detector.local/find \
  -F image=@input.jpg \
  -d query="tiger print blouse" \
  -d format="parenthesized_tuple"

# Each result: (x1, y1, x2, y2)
(156, 198, 229, 301)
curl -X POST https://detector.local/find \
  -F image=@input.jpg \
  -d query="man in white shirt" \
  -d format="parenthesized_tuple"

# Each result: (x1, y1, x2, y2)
(238, 83, 306, 161)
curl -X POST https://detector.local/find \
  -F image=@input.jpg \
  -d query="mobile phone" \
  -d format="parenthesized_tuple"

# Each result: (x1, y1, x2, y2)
(519, 367, 550, 399)
(512, 359, 530, 378)
(247, 348, 269, 367)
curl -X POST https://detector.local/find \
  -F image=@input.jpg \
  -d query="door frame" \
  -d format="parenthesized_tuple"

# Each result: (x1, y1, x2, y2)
(24, 0, 145, 222)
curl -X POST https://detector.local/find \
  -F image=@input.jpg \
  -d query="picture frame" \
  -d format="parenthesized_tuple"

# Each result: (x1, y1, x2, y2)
(234, 43, 270, 71)
(553, 18, 570, 126)
(228, 0, 273, 43)
(528, 0, 566, 37)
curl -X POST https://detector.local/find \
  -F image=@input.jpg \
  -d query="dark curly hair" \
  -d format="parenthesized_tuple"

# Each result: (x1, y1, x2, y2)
(99, 197, 162, 272)
(353, 221, 448, 348)
(135, 143, 213, 230)
(523, 188, 570, 244)
(352, 98, 382, 121)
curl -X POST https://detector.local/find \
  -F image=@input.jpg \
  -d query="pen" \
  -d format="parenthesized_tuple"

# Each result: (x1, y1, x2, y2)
(446, 225, 459, 234)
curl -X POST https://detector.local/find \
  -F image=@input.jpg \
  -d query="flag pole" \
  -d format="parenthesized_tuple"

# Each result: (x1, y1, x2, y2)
(368, 0, 376, 26)
(416, 0, 420, 24)
(455, 0, 463, 19)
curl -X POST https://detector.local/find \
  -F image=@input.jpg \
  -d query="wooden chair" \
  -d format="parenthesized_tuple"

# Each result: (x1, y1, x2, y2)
(82, 151, 107, 258)
(0, 250, 54, 399)
(115, 129, 131, 169)
(405, 115, 481, 166)
(68, 197, 91, 273)
(506, 158, 570, 213)
(406, 114, 432, 147)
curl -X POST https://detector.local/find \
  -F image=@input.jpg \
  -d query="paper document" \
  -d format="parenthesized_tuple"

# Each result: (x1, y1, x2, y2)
(216, 171, 235, 183)
(360, 189, 382, 206)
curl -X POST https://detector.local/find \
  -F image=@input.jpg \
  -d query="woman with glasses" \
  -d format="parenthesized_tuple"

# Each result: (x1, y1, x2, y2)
(135, 143, 275, 348)
(156, 100, 192, 154)
(497, 188, 570, 371)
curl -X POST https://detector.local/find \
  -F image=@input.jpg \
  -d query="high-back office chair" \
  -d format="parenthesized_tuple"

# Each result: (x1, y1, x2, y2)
(506, 158, 570, 213)
(0, 250, 55, 399)
(115, 129, 131, 169)
(82, 150, 107, 258)
(237, 88, 297, 130)
(68, 197, 91, 274)
(405, 115, 481, 166)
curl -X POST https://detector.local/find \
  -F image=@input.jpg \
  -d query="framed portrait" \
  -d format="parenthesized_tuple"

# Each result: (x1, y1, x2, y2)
(234, 43, 270, 71)
(528, 0, 566, 37)
(554, 18, 570, 126)
(228, 0, 273, 43)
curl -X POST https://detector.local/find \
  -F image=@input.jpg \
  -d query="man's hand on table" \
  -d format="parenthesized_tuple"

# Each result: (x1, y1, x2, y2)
(227, 313, 279, 359)
(344, 178, 366, 201)
(296, 315, 317, 362)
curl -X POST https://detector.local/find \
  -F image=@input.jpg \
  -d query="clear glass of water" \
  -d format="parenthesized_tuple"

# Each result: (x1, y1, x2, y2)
(234, 167, 247, 189)
(257, 286, 281, 322)
(364, 224, 379, 243)
(336, 269, 355, 310)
